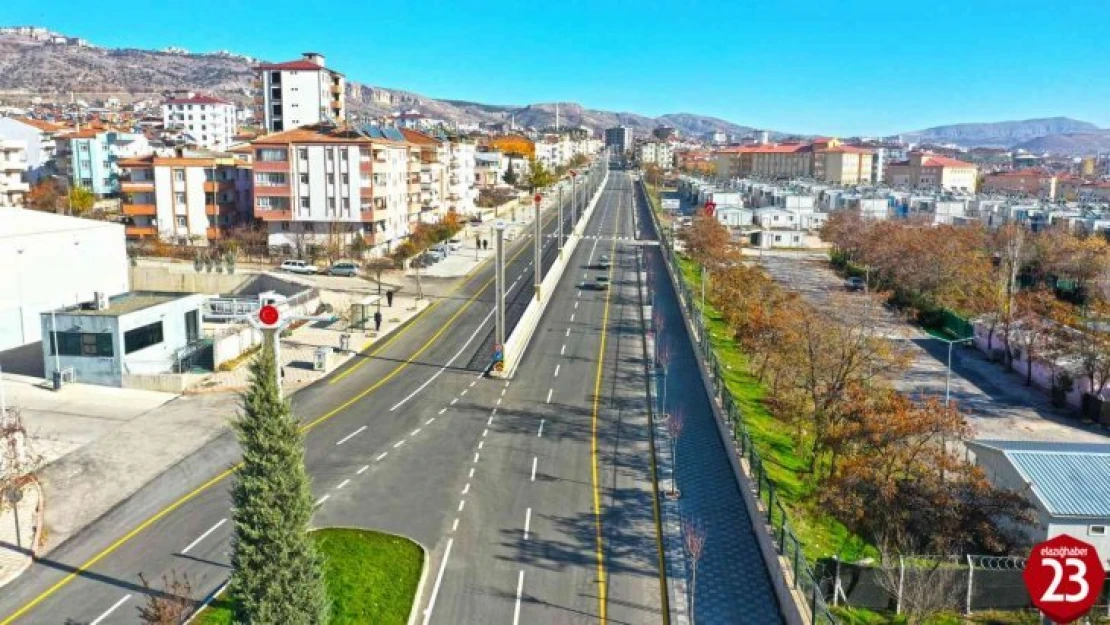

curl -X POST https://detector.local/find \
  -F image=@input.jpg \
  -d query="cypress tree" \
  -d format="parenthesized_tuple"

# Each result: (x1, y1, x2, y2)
(229, 345, 329, 624)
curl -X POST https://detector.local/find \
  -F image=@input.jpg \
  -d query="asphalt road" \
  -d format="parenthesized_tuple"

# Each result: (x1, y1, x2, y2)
(420, 171, 666, 624)
(0, 163, 610, 624)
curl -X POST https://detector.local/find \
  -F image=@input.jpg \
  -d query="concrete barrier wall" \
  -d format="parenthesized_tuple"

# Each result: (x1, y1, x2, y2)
(129, 266, 250, 295)
(122, 372, 205, 394)
(213, 325, 262, 369)
(501, 172, 609, 377)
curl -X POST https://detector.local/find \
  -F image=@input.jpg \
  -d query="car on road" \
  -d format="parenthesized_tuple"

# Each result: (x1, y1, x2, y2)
(845, 276, 866, 292)
(597, 255, 610, 269)
(280, 259, 319, 275)
(595, 275, 609, 290)
(446, 239, 463, 251)
(327, 261, 360, 277)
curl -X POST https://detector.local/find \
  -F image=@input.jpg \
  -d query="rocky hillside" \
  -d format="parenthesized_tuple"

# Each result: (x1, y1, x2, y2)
(1012, 131, 1110, 154)
(902, 117, 1103, 149)
(0, 28, 760, 138)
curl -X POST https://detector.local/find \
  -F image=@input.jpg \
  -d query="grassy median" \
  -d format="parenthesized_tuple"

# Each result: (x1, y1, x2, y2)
(197, 528, 423, 625)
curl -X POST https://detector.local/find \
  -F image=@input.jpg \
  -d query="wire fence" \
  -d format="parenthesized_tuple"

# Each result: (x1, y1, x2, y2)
(640, 180, 837, 625)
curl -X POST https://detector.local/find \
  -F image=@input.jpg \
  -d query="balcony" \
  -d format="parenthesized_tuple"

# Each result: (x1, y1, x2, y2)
(206, 202, 238, 216)
(120, 180, 154, 192)
(255, 209, 292, 222)
(254, 185, 291, 197)
(125, 225, 157, 238)
(122, 203, 156, 216)
(253, 160, 290, 173)
(359, 187, 374, 198)
(204, 180, 235, 193)
(206, 227, 222, 240)
(331, 83, 343, 95)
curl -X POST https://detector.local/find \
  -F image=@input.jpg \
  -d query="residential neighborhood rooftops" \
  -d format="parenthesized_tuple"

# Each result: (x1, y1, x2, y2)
(162, 94, 232, 105)
(252, 124, 406, 146)
(969, 440, 1110, 517)
(15, 116, 66, 132)
(255, 59, 330, 72)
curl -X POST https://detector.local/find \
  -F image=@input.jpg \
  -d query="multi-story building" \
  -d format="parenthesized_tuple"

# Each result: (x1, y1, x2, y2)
(0, 139, 29, 206)
(604, 126, 633, 156)
(636, 141, 675, 168)
(56, 128, 153, 196)
(820, 146, 874, 185)
(0, 117, 64, 182)
(981, 169, 1057, 200)
(885, 152, 979, 192)
(255, 52, 345, 133)
(161, 92, 238, 152)
(474, 151, 506, 188)
(401, 129, 446, 225)
(535, 135, 569, 171)
(118, 151, 252, 243)
(487, 134, 535, 160)
(251, 124, 410, 256)
(715, 145, 813, 180)
(445, 140, 477, 216)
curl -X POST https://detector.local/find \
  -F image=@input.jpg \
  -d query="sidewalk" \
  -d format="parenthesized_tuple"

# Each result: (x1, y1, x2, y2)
(0, 480, 41, 588)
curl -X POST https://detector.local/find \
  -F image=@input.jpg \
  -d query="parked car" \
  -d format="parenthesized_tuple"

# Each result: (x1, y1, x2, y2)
(280, 259, 319, 275)
(446, 239, 463, 251)
(430, 243, 449, 256)
(328, 261, 360, 277)
(425, 248, 446, 261)
(595, 275, 609, 290)
(845, 276, 866, 292)
(597, 255, 611, 269)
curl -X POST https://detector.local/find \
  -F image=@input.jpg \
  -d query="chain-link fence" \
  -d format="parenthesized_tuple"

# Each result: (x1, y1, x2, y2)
(640, 179, 837, 625)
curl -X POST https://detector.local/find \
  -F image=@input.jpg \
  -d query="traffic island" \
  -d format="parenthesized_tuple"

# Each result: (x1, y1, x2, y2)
(194, 527, 424, 625)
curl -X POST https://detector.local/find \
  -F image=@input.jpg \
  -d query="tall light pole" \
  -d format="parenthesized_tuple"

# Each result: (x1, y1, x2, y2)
(494, 220, 507, 349)
(533, 193, 542, 300)
(941, 336, 976, 405)
(557, 184, 564, 256)
(570, 170, 578, 229)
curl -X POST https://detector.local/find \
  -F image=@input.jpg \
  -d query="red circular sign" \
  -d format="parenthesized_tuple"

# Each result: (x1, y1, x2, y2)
(258, 304, 280, 327)
(1024, 534, 1106, 623)
(533, 194, 542, 203)
(570, 170, 577, 177)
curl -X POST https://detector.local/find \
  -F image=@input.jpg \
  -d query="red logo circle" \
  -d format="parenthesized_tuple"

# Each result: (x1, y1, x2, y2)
(258, 304, 280, 327)
(1024, 534, 1106, 623)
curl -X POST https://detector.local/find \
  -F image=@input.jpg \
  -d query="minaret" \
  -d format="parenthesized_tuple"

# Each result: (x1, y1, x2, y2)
(556, 102, 560, 132)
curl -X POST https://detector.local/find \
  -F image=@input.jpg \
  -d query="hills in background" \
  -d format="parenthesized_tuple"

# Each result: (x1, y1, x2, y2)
(0, 27, 1106, 155)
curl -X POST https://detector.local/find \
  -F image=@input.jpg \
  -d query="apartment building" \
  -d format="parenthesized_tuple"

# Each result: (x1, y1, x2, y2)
(636, 141, 675, 168)
(740, 145, 813, 179)
(401, 129, 446, 225)
(487, 134, 535, 159)
(445, 140, 477, 215)
(474, 151, 505, 188)
(0, 117, 64, 181)
(118, 152, 252, 243)
(605, 126, 633, 155)
(820, 146, 874, 185)
(56, 129, 153, 196)
(0, 139, 29, 206)
(256, 52, 345, 133)
(885, 152, 979, 192)
(251, 124, 409, 256)
(981, 169, 1057, 200)
(161, 93, 238, 152)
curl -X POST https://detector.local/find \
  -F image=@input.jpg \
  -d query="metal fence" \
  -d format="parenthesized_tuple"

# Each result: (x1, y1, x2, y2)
(639, 180, 837, 625)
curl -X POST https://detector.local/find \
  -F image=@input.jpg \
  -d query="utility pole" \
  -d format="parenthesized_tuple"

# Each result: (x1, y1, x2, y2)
(533, 193, 542, 300)
(557, 184, 564, 256)
(495, 220, 507, 349)
(571, 170, 578, 228)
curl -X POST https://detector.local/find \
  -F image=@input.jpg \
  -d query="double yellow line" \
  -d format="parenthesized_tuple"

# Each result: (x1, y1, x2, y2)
(0, 208, 565, 625)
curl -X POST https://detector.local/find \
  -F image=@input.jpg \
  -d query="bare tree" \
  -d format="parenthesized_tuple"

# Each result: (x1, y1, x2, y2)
(682, 517, 707, 624)
(1, 407, 43, 554)
(874, 552, 963, 625)
(363, 257, 397, 311)
(136, 570, 195, 624)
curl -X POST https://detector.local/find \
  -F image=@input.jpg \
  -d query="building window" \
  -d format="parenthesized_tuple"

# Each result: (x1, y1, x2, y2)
(49, 332, 113, 357)
(299, 173, 308, 185)
(173, 169, 185, 182)
(1091, 526, 1107, 536)
(326, 150, 334, 162)
(300, 197, 310, 209)
(124, 321, 164, 354)
(327, 198, 336, 210)
(342, 198, 350, 210)
(176, 216, 187, 227)
(341, 173, 349, 185)
(175, 192, 186, 205)
(254, 172, 288, 186)
(297, 148, 308, 161)
(304, 222, 315, 233)
(256, 148, 288, 162)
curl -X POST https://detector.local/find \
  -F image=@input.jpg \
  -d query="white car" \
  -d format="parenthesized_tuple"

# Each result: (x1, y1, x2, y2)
(279, 259, 319, 275)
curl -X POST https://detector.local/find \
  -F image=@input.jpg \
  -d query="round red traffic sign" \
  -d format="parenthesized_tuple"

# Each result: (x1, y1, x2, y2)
(258, 304, 280, 327)
(533, 193, 542, 204)
(570, 170, 577, 177)
(1024, 534, 1105, 623)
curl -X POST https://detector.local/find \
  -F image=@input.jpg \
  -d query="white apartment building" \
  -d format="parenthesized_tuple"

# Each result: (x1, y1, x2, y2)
(0, 117, 64, 182)
(256, 52, 346, 133)
(475, 151, 505, 188)
(119, 153, 251, 244)
(637, 141, 675, 168)
(0, 139, 29, 207)
(251, 125, 409, 256)
(445, 141, 477, 216)
(161, 93, 238, 152)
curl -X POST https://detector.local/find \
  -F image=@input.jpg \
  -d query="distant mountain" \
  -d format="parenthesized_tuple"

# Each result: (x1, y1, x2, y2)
(0, 27, 763, 139)
(902, 117, 1102, 149)
(1012, 131, 1110, 155)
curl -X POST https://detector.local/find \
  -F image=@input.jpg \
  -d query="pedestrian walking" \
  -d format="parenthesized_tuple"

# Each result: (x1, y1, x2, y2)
(386, 290, 394, 307)
(373, 310, 383, 332)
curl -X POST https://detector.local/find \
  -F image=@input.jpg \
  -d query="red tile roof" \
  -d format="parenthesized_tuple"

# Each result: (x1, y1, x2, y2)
(921, 155, 975, 168)
(256, 59, 328, 71)
(252, 124, 404, 146)
(163, 94, 232, 105)
(400, 128, 442, 146)
(15, 117, 65, 132)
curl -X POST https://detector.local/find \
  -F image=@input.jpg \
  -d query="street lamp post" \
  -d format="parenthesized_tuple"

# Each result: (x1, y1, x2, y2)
(570, 170, 578, 229)
(557, 184, 564, 257)
(533, 193, 542, 300)
(494, 220, 507, 349)
(941, 335, 976, 405)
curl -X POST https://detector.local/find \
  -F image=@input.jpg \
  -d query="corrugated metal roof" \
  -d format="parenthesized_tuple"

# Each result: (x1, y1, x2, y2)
(975, 440, 1110, 455)
(1009, 452, 1110, 517)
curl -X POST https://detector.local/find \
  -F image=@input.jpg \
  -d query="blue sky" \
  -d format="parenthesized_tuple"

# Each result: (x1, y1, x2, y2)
(6, 0, 1109, 136)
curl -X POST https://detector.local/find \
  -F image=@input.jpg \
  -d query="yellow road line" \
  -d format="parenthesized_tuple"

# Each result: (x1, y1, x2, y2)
(589, 192, 620, 624)
(0, 203, 568, 625)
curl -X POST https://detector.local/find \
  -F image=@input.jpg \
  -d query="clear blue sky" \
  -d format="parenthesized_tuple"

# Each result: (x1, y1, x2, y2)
(6, 0, 1109, 136)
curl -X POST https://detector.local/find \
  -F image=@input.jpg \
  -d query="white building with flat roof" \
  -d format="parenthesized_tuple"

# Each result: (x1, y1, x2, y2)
(255, 52, 345, 133)
(0, 210, 129, 352)
(161, 93, 238, 152)
(0, 139, 29, 206)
